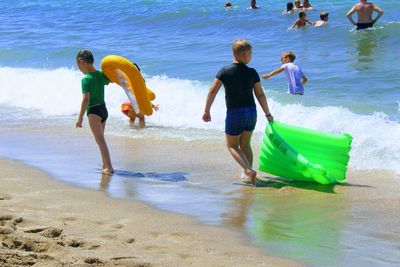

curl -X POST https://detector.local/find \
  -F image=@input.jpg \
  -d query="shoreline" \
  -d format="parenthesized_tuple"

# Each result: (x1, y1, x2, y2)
(0, 157, 302, 266)
(1, 126, 400, 266)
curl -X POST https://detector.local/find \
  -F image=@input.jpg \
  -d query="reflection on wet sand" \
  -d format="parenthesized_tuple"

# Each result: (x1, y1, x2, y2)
(224, 177, 357, 266)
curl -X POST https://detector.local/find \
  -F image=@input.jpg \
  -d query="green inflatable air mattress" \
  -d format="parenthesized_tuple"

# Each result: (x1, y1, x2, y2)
(259, 121, 352, 184)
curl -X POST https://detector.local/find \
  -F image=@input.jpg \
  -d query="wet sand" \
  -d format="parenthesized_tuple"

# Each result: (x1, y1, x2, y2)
(0, 157, 302, 266)
(1, 126, 400, 266)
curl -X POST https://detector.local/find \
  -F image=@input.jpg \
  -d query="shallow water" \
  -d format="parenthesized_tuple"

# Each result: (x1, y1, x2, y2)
(1, 125, 399, 267)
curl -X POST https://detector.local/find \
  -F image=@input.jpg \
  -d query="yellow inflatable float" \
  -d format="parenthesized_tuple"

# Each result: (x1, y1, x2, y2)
(101, 55, 155, 116)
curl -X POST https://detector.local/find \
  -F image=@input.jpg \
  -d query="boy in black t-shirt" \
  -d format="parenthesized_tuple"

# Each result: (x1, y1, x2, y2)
(202, 39, 274, 185)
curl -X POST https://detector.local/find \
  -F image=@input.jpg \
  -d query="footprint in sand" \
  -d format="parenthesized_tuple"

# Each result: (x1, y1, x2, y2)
(41, 227, 63, 238)
(84, 257, 104, 265)
(126, 238, 135, 244)
(0, 214, 13, 222)
(23, 226, 62, 238)
(67, 239, 85, 248)
(24, 227, 49, 233)
(2, 236, 51, 253)
(0, 193, 11, 200)
(0, 215, 16, 234)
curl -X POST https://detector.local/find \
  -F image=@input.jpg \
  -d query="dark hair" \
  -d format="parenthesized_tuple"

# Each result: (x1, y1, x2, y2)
(287, 2, 294, 11)
(299, 11, 306, 18)
(76, 50, 94, 64)
(320, 12, 329, 20)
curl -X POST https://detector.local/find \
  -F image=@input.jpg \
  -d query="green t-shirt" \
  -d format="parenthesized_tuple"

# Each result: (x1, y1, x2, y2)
(81, 71, 110, 109)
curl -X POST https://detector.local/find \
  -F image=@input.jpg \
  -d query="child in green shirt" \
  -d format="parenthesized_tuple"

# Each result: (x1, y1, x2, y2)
(76, 50, 113, 174)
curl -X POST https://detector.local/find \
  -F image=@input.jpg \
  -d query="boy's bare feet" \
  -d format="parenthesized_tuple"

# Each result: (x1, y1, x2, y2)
(245, 169, 257, 185)
(102, 168, 114, 175)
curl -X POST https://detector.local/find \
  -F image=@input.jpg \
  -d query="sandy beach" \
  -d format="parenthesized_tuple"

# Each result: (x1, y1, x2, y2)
(1, 126, 400, 266)
(0, 156, 303, 267)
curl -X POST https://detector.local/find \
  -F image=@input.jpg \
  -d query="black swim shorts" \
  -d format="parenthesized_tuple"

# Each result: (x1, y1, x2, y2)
(356, 22, 374, 30)
(87, 103, 108, 123)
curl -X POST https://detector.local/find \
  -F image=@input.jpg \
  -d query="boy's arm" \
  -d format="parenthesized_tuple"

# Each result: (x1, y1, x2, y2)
(346, 5, 357, 25)
(301, 75, 308, 85)
(254, 82, 273, 122)
(372, 5, 384, 23)
(76, 92, 90, 128)
(291, 19, 299, 29)
(202, 78, 222, 122)
(262, 67, 284, 79)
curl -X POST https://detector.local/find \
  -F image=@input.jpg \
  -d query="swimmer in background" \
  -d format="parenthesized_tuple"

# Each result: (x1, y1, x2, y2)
(291, 11, 313, 28)
(249, 0, 260, 9)
(346, 0, 384, 30)
(313, 12, 329, 27)
(294, 0, 303, 10)
(121, 101, 159, 127)
(302, 0, 312, 10)
(225, 1, 232, 8)
(285, 2, 295, 14)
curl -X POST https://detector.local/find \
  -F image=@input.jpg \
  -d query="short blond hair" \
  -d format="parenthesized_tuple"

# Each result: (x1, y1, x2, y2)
(232, 39, 252, 58)
(281, 51, 296, 62)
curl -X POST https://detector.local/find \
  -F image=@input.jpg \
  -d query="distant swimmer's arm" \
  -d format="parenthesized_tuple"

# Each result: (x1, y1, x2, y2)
(203, 78, 222, 122)
(262, 67, 284, 79)
(372, 5, 384, 23)
(346, 5, 357, 25)
(301, 75, 308, 85)
(291, 20, 299, 29)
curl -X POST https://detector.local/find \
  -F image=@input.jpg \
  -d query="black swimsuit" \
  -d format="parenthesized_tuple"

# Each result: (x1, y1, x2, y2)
(357, 22, 374, 30)
(87, 103, 108, 123)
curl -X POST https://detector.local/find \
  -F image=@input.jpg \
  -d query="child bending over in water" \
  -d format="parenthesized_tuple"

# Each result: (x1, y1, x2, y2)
(202, 39, 274, 185)
(121, 101, 159, 127)
(76, 50, 114, 174)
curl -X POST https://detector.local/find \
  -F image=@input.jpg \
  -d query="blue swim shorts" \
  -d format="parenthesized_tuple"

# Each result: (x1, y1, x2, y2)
(225, 107, 257, 136)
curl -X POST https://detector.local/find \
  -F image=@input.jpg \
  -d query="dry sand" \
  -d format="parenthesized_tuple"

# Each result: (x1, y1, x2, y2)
(0, 157, 302, 267)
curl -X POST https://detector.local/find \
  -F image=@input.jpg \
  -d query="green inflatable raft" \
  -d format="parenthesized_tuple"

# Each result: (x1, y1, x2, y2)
(259, 121, 352, 184)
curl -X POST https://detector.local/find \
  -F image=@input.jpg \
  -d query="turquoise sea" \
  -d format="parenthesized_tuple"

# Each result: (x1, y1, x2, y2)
(1, 1, 399, 266)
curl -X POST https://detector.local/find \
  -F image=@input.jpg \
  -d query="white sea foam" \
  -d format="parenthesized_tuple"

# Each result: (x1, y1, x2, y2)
(0, 67, 399, 175)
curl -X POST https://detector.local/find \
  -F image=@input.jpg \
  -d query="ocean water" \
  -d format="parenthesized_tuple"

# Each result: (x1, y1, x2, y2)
(1, 1, 400, 266)
(1, 0, 399, 174)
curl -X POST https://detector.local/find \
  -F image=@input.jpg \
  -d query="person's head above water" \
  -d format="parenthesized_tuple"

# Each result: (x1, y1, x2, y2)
(287, 2, 294, 11)
(250, 0, 259, 9)
(298, 11, 307, 19)
(320, 12, 329, 21)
